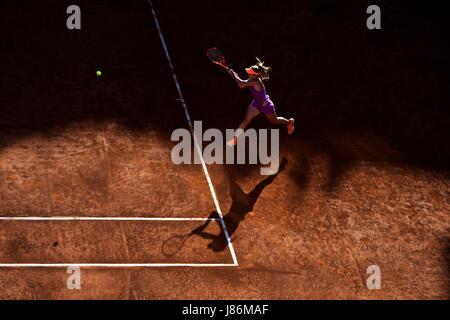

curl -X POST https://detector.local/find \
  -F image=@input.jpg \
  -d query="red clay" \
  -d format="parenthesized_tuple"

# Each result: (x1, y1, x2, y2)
(0, 0, 449, 299)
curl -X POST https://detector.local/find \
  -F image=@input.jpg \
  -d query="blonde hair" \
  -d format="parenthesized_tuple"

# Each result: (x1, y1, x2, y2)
(253, 57, 272, 81)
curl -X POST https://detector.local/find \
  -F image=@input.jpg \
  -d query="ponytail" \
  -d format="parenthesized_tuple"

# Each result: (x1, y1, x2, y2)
(255, 57, 272, 81)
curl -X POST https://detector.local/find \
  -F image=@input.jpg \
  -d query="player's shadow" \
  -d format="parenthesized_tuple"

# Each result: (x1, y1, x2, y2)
(191, 157, 287, 252)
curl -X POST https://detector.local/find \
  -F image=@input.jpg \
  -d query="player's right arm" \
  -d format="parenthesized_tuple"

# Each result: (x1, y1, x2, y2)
(227, 69, 257, 89)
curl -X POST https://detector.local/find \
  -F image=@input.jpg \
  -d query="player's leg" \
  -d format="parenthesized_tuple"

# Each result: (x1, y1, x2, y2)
(265, 112, 295, 134)
(239, 104, 261, 130)
(227, 104, 260, 146)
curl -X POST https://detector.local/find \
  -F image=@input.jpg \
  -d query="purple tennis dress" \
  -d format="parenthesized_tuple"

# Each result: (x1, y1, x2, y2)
(249, 84, 276, 115)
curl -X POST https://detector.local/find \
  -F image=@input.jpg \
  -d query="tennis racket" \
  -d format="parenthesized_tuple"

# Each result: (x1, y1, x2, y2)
(207, 47, 230, 70)
(162, 232, 193, 257)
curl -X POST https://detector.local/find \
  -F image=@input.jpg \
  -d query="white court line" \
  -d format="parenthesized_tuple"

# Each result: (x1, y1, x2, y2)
(0, 216, 219, 221)
(147, 0, 238, 267)
(0, 263, 236, 268)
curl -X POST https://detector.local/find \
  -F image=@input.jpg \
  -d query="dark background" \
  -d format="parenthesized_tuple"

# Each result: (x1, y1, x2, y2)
(1, 0, 449, 171)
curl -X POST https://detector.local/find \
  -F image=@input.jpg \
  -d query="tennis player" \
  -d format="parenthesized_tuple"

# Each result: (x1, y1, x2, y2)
(226, 57, 295, 146)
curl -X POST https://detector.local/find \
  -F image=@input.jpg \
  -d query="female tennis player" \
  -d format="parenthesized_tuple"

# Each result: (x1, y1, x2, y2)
(226, 57, 295, 145)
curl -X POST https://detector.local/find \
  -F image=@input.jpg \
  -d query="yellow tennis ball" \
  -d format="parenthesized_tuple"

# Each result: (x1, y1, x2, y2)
(96, 71, 102, 77)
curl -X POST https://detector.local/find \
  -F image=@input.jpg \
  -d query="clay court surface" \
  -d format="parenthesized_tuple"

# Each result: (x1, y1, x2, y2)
(0, 1, 449, 299)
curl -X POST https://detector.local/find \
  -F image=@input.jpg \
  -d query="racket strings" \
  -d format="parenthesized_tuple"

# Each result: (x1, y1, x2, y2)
(207, 47, 225, 64)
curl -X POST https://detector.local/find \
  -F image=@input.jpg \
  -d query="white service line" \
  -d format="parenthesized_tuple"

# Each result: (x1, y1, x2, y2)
(0, 216, 219, 221)
(147, 0, 238, 267)
(0, 263, 237, 268)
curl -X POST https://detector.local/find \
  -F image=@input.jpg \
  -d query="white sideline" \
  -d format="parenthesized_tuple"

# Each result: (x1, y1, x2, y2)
(0, 216, 219, 221)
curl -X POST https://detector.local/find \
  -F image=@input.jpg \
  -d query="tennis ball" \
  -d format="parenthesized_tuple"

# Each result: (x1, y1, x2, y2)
(96, 70, 102, 77)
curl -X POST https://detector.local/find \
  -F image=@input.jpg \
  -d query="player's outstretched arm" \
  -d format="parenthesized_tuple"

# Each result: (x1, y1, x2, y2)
(227, 69, 256, 89)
